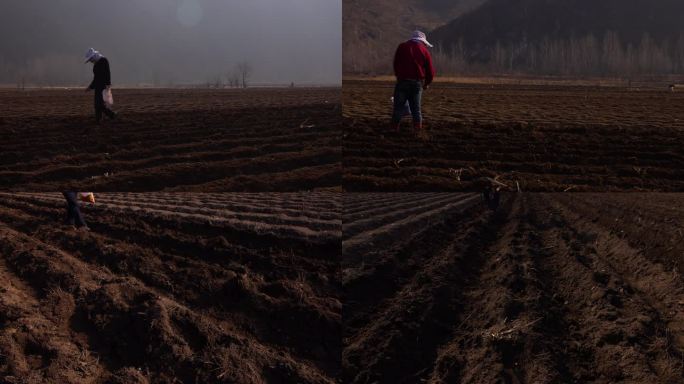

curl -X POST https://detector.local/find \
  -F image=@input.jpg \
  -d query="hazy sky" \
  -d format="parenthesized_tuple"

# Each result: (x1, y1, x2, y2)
(0, 0, 341, 86)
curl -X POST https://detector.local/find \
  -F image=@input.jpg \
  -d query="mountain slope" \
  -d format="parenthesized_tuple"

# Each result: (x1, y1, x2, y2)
(431, 0, 684, 75)
(343, 0, 486, 73)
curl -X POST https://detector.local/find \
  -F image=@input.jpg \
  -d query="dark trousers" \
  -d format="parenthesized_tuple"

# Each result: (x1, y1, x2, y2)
(483, 190, 501, 211)
(63, 192, 87, 228)
(391, 80, 423, 124)
(94, 87, 115, 122)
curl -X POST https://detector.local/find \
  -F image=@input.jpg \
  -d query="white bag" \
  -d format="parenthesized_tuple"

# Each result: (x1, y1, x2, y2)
(79, 192, 95, 203)
(103, 88, 114, 107)
(390, 96, 411, 117)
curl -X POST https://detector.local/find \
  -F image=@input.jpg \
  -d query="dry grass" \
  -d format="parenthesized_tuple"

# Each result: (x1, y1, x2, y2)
(343, 74, 684, 88)
(482, 318, 542, 343)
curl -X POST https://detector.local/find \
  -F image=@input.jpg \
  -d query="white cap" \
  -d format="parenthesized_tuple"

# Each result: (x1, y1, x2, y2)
(84, 48, 101, 63)
(410, 30, 433, 48)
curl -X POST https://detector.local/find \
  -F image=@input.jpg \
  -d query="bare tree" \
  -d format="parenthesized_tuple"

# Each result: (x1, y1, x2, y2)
(227, 69, 240, 88)
(214, 75, 223, 89)
(419, 30, 684, 77)
(236, 61, 252, 88)
(153, 71, 161, 87)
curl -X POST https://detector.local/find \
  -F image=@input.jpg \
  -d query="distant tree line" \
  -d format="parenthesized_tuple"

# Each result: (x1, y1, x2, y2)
(0, 55, 254, 88)
(345, 31, 684, 77)
(0, 54, 86, 87)
(207, 61, 253, 89)
(343, 38, 393, 75)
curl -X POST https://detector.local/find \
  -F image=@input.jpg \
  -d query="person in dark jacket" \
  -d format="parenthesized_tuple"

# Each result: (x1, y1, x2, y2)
(62, 192, 90, 231)
(391, 31, 435, 132)
(84, 48, 117, 123)
(482, 186, 501, 211)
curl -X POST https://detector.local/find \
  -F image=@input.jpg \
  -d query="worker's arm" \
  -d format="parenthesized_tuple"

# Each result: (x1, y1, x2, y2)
(103, 59, 112, 87)
(393, 45, 401, 78)
(86, 64, 97, 91)
(424, 48, 435, 87)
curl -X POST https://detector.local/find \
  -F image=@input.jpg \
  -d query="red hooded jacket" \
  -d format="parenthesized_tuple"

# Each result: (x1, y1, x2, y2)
(393, 40, 435, 86)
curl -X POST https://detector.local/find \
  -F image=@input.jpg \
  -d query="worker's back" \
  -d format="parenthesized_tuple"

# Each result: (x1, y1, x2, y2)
(393, 40, 434, 85)
(91, 58, 111, 89)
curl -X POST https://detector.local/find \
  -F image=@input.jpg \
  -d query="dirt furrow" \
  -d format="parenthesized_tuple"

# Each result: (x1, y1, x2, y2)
(344, 197, 511, 384)
(9, 193, 340, 231)
(344, 194, 473, 240)
(343, 82, 684, 192)
(0, 207, 341, 380)
(342, 193, 430, 215)
(165, 165, 341, 192)
(521, 195, 684, 382)
(0, 194, 341, 245)
(0, 191, 342, 383)
(1, 88, 341, 191)
(425, 196, 564, 383)
(20, 192, 342, 213)
(343, 192, 684, 383)
(343, 194, 479, 257)
(344, 193, 465, 225)
(0, 226, 334, 383)
(0, 252, 105, 383)
(343, 192, 432, 211)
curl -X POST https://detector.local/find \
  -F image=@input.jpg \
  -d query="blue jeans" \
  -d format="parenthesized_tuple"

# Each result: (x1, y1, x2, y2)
(63, 192, 87, 228)
(391, 80, 422, 124)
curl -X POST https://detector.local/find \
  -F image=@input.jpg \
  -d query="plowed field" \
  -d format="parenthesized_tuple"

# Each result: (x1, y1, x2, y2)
(343, 192, 684, 383)
(0, 88, 341, 191)
(343, 81, 684, 192)
(0, 192, 341, 383)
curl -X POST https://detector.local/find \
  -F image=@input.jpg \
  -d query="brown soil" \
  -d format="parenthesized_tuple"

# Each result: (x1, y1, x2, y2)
(0, 192, 341, 383)
(0, 88, 341, 191)
(343, 80, 684, 191)
(343, 192, 684, 383)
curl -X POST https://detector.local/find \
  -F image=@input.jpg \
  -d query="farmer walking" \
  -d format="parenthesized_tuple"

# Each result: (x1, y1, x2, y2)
(84, 48, 117, 124)
(391, 31, 435, 132)
(482, 185, 501, 211)
(62, 192, 91, 231)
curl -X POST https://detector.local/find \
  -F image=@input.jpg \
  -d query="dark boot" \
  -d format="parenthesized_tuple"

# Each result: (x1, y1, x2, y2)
(391, 121, 400, 132)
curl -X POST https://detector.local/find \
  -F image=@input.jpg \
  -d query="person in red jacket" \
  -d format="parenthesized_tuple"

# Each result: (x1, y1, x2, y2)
(391, 31, 435, 132)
